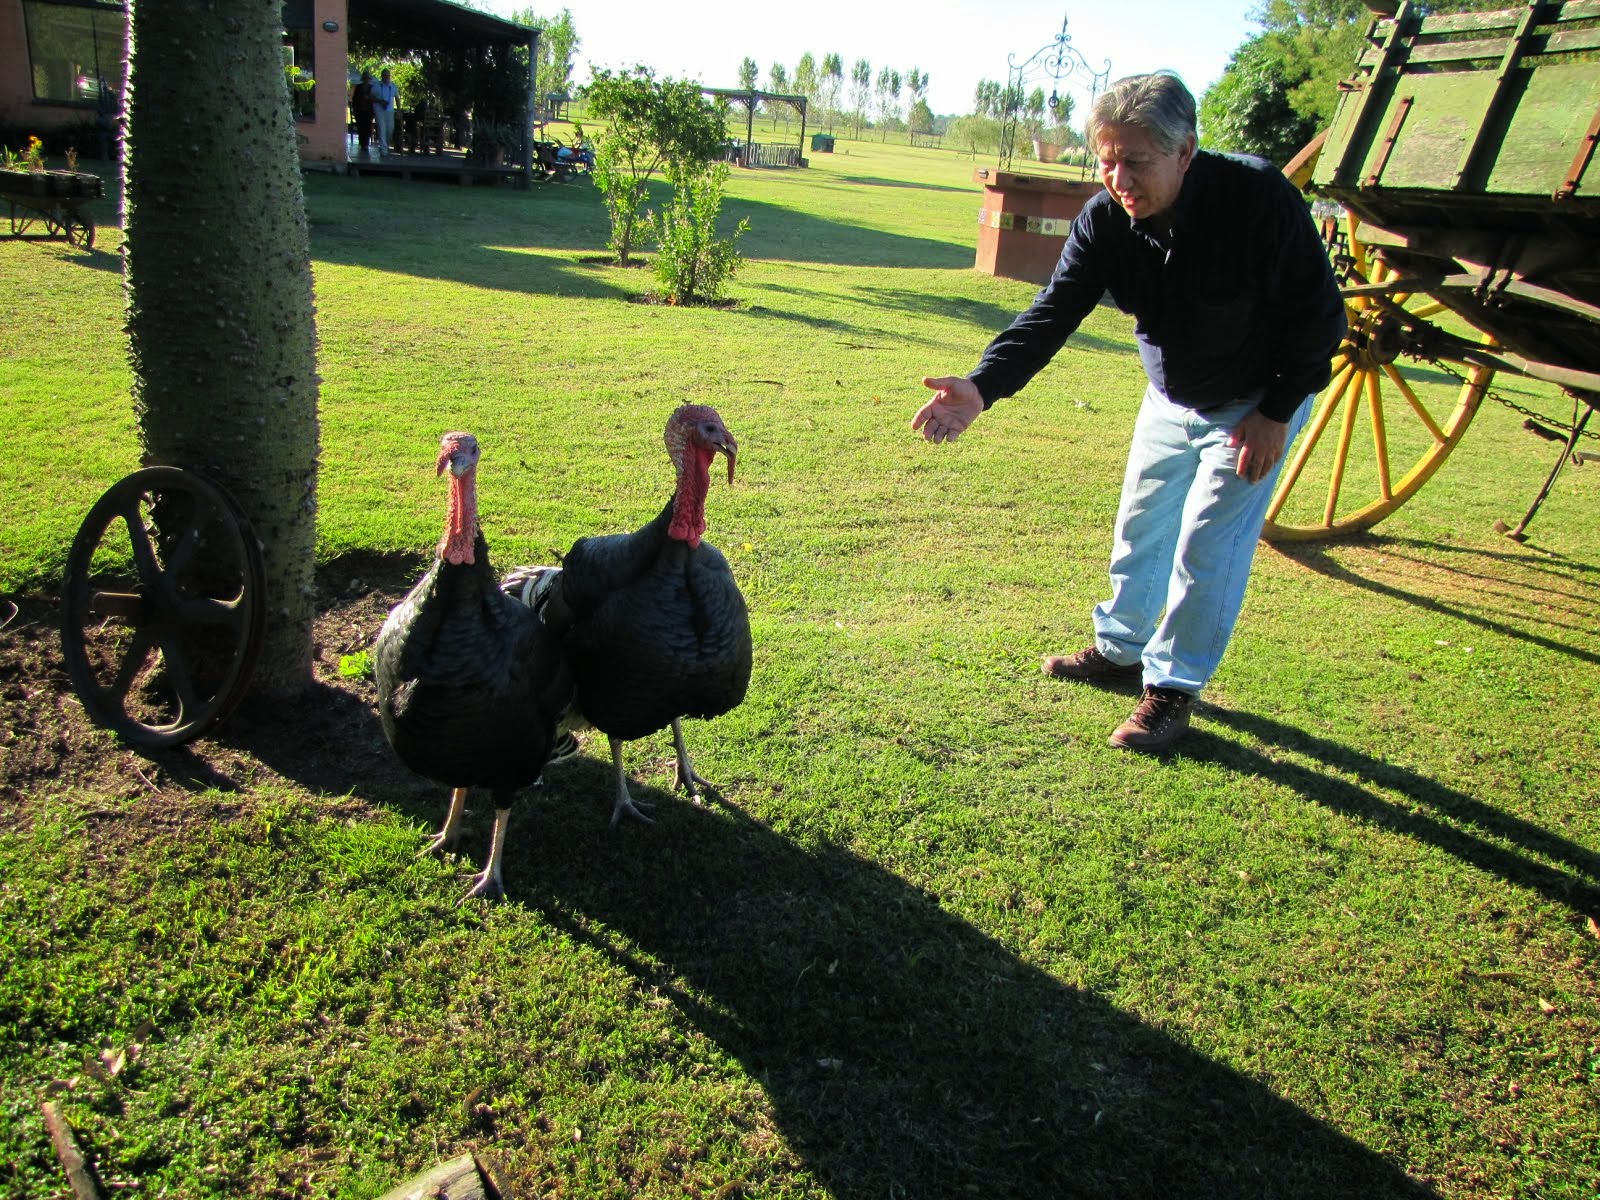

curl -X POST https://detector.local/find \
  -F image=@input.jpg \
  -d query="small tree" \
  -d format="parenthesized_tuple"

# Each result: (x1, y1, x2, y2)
(585, 66, 728, 265)
(821, 53, 844, 131)
(511, 7, 580, 97)
(794, 52, 819, 120)
(767, 63, 790, 129)
(908, 98, 934, 138)
(1199, 35, 1318, 163)
(738, 56, 759, 90)
(849, 58, 872, 138)
(973, 79, 1003, 119)
(874, 67, 901, 141)
(948, 114, 1002, 159)
(652, 160, 750, 306)
(1024, 87, 1046, 139)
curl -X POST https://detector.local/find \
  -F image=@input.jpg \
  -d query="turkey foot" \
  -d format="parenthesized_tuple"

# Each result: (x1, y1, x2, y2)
(671, 718, 714, 806)
(456, 804, 513, 903)
(419, 787, 467, 857)
(608, 735, 656, 828)
(458, 869, 504, 904)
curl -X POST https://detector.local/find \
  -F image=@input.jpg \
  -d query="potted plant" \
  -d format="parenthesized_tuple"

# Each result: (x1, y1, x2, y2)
(0, 136, 103, 198)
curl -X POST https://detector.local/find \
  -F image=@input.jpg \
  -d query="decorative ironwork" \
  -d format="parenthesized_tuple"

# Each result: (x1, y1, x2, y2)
(998, 13, 1111, 171)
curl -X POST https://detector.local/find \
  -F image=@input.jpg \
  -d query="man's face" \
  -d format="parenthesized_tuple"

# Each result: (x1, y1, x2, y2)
(1095, 122, 1195, 223)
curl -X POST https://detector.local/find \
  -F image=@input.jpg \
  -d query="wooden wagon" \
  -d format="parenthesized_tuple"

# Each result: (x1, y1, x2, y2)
(0, 167, 103, 249)
(1264, 0, 1600, 541)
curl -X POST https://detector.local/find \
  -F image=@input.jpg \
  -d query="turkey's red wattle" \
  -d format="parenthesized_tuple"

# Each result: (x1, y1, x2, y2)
(440, 469, 478, 564)
(668, 444, 714, 547)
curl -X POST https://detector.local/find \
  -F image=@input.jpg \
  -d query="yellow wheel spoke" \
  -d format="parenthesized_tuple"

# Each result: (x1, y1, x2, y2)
(1366, 370, 1393, 501)
(1383, 362, 1447, 444)
(1268, 360, 1356, 523)
(1324, 369, 1366, 527)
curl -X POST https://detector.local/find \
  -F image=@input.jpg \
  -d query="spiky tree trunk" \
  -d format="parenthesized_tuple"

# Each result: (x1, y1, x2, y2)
(123, 0, 320, 696)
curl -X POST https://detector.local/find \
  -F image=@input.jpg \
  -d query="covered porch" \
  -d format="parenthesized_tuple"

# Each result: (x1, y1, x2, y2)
(0, 1, 538, 183)
(325, 0, 540, 186)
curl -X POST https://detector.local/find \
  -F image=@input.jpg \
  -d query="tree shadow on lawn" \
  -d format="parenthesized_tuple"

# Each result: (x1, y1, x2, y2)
(1184, 710, 1600, 919)
(306, 174, 975, 279)
(728, 196, 974, 269)
(490, 759, 1432, 1199)
(311, 236, 642, 303)
(828, 173, 982, 194)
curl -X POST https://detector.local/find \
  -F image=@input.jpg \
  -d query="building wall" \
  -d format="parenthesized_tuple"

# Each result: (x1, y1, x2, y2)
(299, 0, 349, 166)
(0, 1, 113, 146)
(0, 4, 28, 133)
(1, 0, 349, 168)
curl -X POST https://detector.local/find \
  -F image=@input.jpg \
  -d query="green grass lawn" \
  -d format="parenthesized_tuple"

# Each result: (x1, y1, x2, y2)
(2, 134, 1597, 1199)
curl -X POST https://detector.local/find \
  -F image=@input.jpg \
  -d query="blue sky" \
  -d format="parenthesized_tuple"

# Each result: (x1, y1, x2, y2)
(479, 0, 1263, 119)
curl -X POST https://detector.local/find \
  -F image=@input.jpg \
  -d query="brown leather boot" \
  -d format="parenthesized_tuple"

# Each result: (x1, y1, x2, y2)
(1109, 685, 1194, 752)
(1042, 646, 1141, 683)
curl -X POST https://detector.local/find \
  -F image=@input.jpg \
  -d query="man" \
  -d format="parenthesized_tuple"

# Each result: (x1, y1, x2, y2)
(350, 70, 376, 159)
(371, 67, 399, 158)
(912, 71, 1344, 753)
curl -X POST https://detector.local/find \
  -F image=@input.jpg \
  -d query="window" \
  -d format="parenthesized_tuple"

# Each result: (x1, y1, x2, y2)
(22, 0, 126, 108)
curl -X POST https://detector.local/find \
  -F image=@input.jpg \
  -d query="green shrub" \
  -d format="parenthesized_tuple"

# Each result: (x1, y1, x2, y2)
(650, 161, 749, 305)
(584, 66, 728, 265)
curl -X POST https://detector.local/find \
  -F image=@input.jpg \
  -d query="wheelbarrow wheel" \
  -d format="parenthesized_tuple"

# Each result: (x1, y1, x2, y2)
(63, 212, 94, 249)
(1261, 215, 1492, 542)
(60, 467, 266, 748)
(9, 201, 37, 238)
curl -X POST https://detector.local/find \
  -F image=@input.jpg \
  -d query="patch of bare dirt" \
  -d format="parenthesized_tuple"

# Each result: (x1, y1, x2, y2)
(0, 553, 433, 839)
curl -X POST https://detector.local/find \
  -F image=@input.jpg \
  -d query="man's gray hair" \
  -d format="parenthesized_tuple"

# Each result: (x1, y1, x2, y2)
(1085, 71, 1197, 156)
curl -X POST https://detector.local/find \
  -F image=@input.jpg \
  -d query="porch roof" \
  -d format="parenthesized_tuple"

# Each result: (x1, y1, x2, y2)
(346, 0, 535, 50)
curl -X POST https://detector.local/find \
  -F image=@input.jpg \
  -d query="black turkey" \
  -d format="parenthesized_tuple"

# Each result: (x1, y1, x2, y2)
(508, 404, 752, 826)
(374, 431, 572, 901)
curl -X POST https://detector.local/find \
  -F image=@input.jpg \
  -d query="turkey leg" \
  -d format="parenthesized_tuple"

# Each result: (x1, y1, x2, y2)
(419, 786, 467, 856)
(671, 718, 713, 806)
(608, 735, 656, 828)
(461, 799, 513, 902)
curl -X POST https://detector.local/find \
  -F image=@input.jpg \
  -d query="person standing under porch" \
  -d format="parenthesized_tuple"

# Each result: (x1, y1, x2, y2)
(371, 67, 399, 158)
(911, 70, 1345, 752)
(350, 70, 376, 159)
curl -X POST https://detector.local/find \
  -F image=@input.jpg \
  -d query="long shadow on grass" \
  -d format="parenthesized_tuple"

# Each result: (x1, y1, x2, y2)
(507, 760, 1430, 1199)
(198, 557, 1426, 1196)
(1276, 539, 1600, 665)
(828, 173, 979, 193)
(1186, 710, 1600, 918)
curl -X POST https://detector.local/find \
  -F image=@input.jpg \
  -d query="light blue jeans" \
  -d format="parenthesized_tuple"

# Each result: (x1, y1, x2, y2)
(1091, 384, 1312, 695)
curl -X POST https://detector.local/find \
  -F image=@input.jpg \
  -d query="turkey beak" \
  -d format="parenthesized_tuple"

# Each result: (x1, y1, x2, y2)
(436, 446, 472, 477)
(719, 437, 737, 485)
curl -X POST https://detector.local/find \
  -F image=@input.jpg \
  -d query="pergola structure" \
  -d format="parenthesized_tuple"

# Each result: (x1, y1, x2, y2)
(703, 87, 808, 168)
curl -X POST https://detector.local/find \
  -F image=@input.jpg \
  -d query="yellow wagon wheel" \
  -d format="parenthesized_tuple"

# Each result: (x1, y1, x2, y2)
(1261, 215, 1495, 542)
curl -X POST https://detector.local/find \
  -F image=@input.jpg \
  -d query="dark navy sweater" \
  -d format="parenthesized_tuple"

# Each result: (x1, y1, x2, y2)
(968, 151, 1346, 422)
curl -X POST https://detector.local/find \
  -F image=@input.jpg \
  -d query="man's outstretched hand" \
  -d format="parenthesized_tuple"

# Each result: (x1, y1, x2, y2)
(913, 376, 985, 444)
